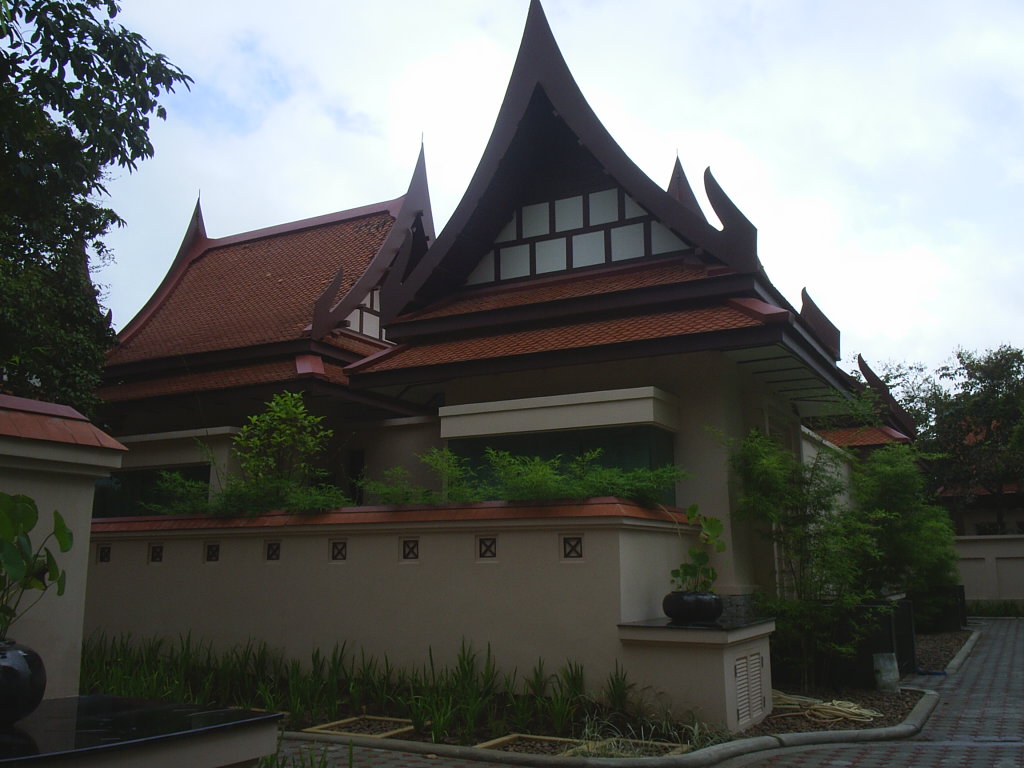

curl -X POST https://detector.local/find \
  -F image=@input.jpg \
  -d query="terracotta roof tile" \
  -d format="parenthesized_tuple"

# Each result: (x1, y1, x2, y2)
(0, 395, 126, 451)
(98, 360, 351, 403)
(109, 213, 395, 366)
(357, 304, 761, 373)
(816, 425, 911, 447)
(398, 261, 713, 322)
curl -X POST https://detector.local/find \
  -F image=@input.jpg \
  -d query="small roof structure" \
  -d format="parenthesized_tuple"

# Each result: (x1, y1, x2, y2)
(99, 151, 433, 426)
(0, 395, 126, 452)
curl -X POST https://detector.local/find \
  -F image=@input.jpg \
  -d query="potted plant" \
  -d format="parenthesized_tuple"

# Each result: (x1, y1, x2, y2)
(663, 507, 726, 625)
(0, 492, 73, 724)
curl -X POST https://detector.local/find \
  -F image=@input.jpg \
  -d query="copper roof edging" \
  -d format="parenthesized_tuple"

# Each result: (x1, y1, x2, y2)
(91, 498, 692, 533)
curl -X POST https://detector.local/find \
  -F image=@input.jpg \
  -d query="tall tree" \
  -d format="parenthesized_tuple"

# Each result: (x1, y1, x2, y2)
(919, 346, 1024, 533)
(0, 0, 190, 414)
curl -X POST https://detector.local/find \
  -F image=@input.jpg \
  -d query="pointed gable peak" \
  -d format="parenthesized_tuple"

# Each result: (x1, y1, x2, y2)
(383, 2, 762, 318)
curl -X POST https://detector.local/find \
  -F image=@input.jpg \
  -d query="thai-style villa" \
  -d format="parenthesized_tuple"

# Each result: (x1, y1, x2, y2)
(85, 1, 925, 731)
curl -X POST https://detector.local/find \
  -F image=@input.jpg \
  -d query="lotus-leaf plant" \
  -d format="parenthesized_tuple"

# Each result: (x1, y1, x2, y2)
(0, 492, 73, 640)
(670, 508, 726, 593)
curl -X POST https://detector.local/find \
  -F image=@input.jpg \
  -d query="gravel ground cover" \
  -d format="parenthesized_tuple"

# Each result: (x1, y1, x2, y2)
(736, 629, 971, 739)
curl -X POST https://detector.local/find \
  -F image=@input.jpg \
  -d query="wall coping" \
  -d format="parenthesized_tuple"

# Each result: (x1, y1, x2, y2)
(618, 618, 776, 647)
(92, 498, 695, 534)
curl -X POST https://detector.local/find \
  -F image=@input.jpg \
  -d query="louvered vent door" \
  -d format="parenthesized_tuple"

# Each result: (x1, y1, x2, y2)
(734, 652, 765, 728)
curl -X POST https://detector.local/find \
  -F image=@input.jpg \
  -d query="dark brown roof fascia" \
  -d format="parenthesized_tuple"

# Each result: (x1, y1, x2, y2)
(385, 270, 760, 344)
(382, 0, 759, 322)
(348, 324, 794, 391)
(103, 338, 378, 383)
(858, 354, 917, 437)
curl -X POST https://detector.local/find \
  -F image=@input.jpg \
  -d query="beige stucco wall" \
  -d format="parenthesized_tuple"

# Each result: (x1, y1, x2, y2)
(441, 351, 789, 596)
(348, 415, 441, 490)
(955, 535, 1024, 602)
(0, 435, 124, 698)
(85, 508, 769, 729)
(118, 427, 240, 494)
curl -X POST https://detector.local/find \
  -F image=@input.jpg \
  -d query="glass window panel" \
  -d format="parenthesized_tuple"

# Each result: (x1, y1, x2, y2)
(466, 252, 495, 285)
(651, 220, 687, 254)
(535, 238, 567, 273)
(499, 244, 530, 279)
(554, 196, 583, 232)
(623, 194, 645, 219)
(589, 189, 618, 225)
(572, 231, 605, 267)
(611, 223, 644, 261)
(496, 213, 517, 243)
(362, 312, 380, 338)
(521, 203, 550, 238)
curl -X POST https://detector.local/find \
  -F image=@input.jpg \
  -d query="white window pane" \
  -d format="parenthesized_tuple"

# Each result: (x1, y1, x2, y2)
(651, 221, 687, 254)
(572, 231, 605, 267)
(500, 244, 530, 279)
(623, 194, 645, 219)
(554, 196, 583, 232)
(521, 203, 549, 238)
(466, 252, 495, 285)
(345, 309, 361, 332)
(496, 213, 517, 243)
(611, 223, 644, 261)
(362, 313, 380, 338)
(589, 189, 618, 225)
(535, 238, 567, 273)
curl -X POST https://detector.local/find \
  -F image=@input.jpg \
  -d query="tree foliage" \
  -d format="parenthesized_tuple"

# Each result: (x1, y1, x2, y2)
(1, 0, 191, 413)
(876, 346, 1024, 532)
(730, 430, 958, 689)
(360, 447, 685, 508)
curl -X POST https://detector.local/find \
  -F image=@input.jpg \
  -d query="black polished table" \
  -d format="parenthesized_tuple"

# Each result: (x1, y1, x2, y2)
(0, 696, 281, 767)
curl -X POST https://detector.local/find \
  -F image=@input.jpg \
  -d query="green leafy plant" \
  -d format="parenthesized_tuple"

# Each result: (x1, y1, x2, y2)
(669, 508, 725, 592)
(147, 392, 351, 516)
(0, 492, 73, 640)
(361, 448, 684, 507)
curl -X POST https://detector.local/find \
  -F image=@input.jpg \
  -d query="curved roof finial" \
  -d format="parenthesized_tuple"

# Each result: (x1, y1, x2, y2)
(667, 157, 704, 220)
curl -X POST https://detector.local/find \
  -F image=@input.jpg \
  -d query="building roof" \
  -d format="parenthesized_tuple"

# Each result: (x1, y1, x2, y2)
(100, 150, 434, 410)
(110, 210, 397, 367)
(816, 425, 911, 448)
(352, 303, 765, 378)
(97, 358, 349, 403)
(380, 0, 759, 325)
(0, 394, 126, 451)
(348, 1, 856, 415)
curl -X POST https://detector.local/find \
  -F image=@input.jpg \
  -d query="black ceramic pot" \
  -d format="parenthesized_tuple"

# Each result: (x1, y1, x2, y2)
(662, 591, 724, 625)
(0, 641, 46, 725)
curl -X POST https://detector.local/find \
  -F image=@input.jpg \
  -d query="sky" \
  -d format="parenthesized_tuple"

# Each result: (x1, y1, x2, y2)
(93, 0, 1024, 375)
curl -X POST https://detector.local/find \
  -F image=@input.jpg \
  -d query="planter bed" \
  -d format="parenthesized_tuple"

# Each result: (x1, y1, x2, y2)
(303, 716, 414, 738)
(474, 733, 584, 755)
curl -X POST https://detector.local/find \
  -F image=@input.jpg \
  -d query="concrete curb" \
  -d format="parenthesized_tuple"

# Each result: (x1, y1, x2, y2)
(282, 689, 941, 767)
(945, 629, 980, 673)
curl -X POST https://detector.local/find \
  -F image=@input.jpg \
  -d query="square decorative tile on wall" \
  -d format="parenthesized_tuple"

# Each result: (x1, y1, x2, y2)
(330, 540, 347, 561)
